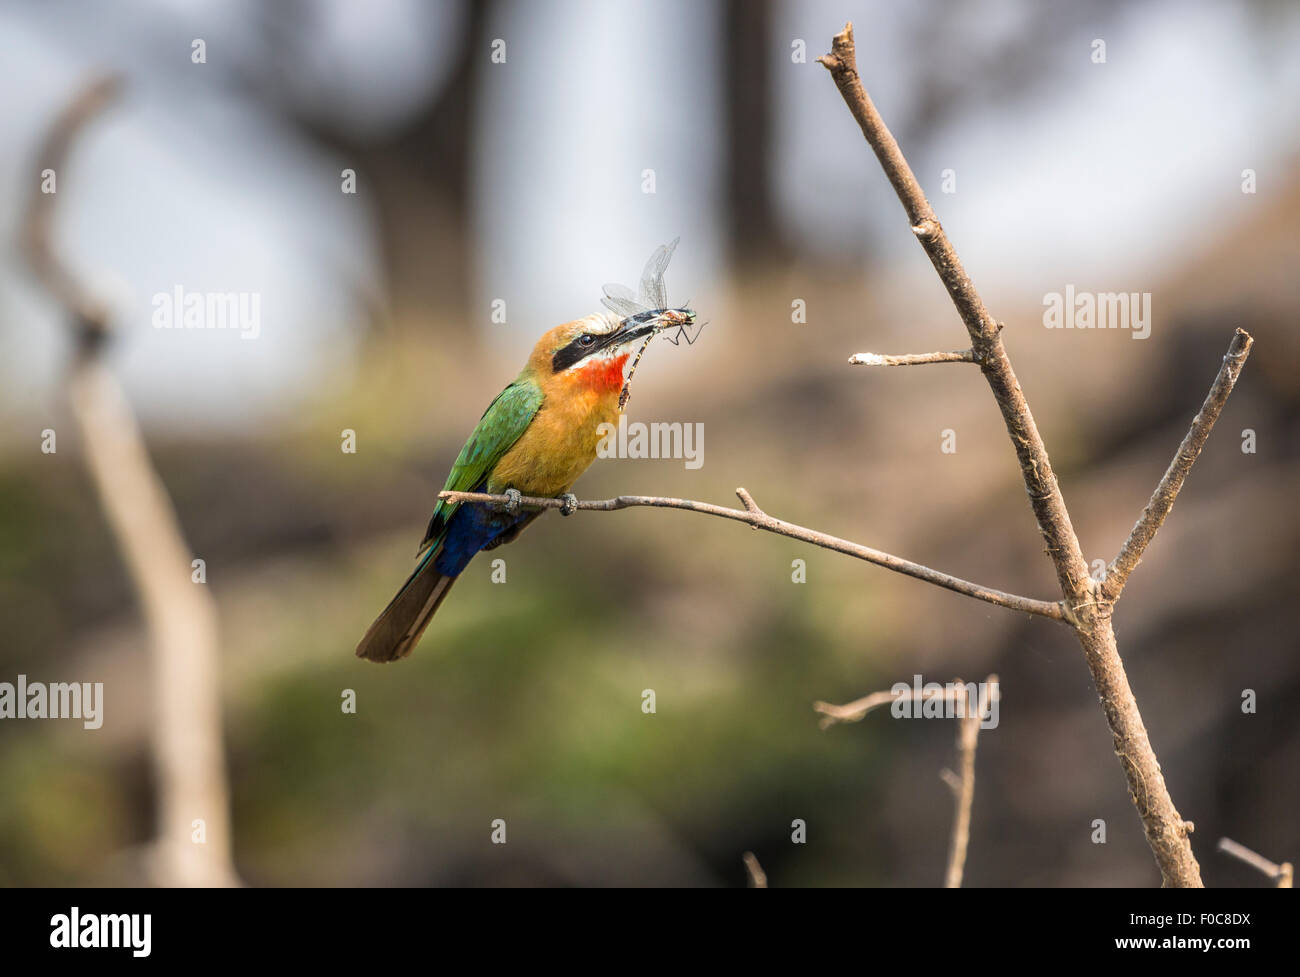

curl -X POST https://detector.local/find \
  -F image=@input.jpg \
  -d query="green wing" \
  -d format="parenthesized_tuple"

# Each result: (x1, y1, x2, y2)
(418, 378, 544, 554)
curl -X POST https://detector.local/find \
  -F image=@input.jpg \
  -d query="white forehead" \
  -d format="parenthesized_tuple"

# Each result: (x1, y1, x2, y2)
(579, 311, 621, 335)
(555, 311, 633, 372)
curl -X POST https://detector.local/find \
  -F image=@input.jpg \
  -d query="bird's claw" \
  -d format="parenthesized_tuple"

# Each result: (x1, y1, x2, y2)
(558, 493, 578, 516)
(503, 488, 522, 513)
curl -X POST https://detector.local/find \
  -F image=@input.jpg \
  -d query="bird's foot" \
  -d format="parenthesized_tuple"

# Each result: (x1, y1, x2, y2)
(502, 488, 522, 513)
(558, 493, 578, 516)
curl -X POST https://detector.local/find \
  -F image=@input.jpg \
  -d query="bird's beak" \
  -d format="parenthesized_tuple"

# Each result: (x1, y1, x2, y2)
(596, 316, 657, 352)
(613, 319, 658, 345)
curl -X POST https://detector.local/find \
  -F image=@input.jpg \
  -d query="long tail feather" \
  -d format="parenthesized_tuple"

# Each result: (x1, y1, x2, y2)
(356, 550, 458, 663)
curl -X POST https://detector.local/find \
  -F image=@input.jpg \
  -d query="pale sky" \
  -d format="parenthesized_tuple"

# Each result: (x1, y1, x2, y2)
(0, 0, 1296, 431)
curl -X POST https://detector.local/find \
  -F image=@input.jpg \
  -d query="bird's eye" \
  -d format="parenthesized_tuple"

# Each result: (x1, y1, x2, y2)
(578, 333, 596, 347)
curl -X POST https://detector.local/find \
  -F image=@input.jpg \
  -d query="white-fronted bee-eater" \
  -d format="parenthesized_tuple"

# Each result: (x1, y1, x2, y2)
(357, 241, 698, 662)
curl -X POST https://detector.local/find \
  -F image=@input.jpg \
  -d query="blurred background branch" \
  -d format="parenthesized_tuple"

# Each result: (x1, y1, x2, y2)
(942, 676, 996, 888)
(814, 676, 997, 887)
(20, 75, 238, 888)
(1216, 838, 1293, 888)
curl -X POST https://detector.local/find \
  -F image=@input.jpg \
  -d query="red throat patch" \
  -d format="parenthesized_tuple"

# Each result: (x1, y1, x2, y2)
(569, 353, 629, 394)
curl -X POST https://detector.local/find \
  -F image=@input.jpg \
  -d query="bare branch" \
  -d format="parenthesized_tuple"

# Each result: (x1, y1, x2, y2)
(819, 23, 1092, 602)
(20, 74, 123, 340)
(1102, 329, 1254, 599)
(439, 488, 1066, 621)
(814, 675, 998, 887)
(742, 851, 768, 889)
(849, 349, 976, 367)
(1217, 838, 1293, 888)
(819, 22, 1204, 886)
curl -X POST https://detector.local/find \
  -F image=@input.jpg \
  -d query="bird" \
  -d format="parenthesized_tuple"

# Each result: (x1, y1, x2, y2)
(356, 307, 692, 663)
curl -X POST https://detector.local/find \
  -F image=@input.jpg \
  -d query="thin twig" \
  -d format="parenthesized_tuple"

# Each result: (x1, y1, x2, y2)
(814, 679, 987, 729)
(742, 851, 768, 889)
(1217, 838, 1294, 888)
(813, 688, 903, 728)
(1102, 329, 1254, 599)
(439, 488, 1066, 621)
(849, 349, 976, 366)
(815, 675, 998, 887)
(945, 677, 997, 888)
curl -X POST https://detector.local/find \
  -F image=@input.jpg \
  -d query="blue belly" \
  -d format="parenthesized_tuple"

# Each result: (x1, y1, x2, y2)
(432, 490, 531, 577)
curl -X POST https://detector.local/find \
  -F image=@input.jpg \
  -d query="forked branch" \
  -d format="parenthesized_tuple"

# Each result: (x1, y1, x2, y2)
(815, 676, 999, 887)
(817, 21, 1220, 887)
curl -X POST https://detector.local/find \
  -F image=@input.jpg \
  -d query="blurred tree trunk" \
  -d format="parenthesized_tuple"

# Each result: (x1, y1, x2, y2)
(722, 0, 787, 270)
(362, 0, 494, 323)
(254, 0, 497, 329)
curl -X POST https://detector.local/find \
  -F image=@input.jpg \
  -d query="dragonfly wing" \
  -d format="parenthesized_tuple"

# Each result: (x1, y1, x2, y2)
(637, 237, 679, 310)
(601, 282, 646, 318)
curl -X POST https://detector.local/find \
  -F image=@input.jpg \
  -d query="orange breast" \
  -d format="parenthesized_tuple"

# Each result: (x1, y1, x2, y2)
(487, 356, 626, 497)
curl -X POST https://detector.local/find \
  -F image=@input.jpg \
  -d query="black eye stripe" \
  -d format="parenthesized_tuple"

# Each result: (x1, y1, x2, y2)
(552, 333, 604, 372)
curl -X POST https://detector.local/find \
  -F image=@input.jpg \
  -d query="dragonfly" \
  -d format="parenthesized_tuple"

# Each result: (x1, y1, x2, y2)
(600, 238, 704, 409)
